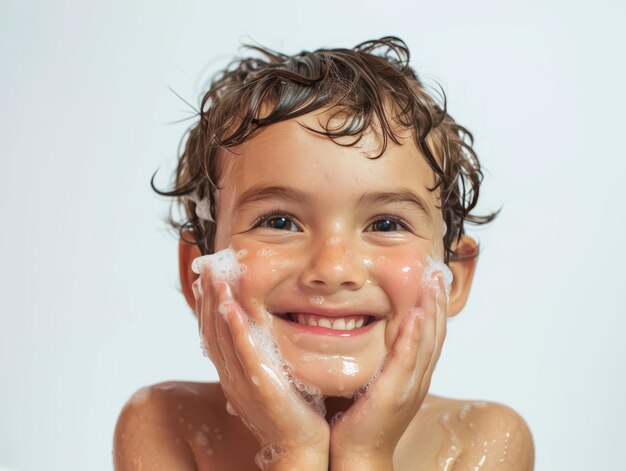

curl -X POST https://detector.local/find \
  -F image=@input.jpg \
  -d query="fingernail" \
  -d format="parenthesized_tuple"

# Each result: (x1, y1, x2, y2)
(410, 307, 424, 320)
(191, 279, 201, 300)
(218, 303, 230, 322)
(191, 255, 209, 275)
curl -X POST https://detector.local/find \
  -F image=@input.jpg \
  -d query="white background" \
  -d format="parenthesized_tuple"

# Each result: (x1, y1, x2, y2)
(1, 1, 624, 470)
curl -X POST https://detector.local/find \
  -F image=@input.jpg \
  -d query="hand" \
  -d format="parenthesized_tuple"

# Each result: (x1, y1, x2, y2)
(192, 262, 330, 470)
(329, 272, 448, 469)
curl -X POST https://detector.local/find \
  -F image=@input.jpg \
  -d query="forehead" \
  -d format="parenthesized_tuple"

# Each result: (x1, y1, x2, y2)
(218, 111, 440, 208)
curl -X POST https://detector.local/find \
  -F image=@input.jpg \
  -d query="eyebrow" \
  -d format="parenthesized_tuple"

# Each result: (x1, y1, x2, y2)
(234, 185, 432, 221)
(358, 189, 433, 221)
(234, 185, 311, 210)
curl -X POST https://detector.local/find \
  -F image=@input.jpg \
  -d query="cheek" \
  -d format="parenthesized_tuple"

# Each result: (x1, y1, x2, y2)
(368, 247, 429, 348)
(228, 241, 297, 320)
(372, 249, 427, 307)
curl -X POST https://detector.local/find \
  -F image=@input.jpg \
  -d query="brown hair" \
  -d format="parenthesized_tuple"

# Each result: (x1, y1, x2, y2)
(152, 36, 497, 263)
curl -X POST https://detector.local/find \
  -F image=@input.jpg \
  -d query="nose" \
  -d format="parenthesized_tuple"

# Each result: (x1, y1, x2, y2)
(299, 235, 368, 293)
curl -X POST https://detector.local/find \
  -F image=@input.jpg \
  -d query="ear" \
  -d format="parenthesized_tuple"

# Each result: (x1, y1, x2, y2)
(446, 235, 479, 317)
(179, 236, 203, 315)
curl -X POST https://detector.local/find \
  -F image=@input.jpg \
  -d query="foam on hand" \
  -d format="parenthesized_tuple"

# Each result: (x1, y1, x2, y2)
(248, 319, 327, 417)
(191, 247, 246, 282)
(254, 443, 287, 471)
(422, 256, 453, 299)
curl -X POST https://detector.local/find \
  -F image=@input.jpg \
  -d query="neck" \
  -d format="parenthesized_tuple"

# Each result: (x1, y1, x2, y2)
(324, 396, 355, 422)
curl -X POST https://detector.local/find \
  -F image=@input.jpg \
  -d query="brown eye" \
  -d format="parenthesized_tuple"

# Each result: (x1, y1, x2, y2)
(366, 218, 406, 232)
(257, 215, 300, 232)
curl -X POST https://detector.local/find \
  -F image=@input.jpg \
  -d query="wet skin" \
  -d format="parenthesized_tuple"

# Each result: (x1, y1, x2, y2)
(113, 111, 535, 470)
(210, 111, 447, 398)
(187, 110, 502, 468)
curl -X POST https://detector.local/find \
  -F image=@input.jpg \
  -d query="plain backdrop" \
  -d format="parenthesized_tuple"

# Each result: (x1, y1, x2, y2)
(1, 1, 625, 470)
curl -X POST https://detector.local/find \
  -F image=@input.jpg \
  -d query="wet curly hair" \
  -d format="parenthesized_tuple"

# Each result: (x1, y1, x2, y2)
(152, 36, 497, 263)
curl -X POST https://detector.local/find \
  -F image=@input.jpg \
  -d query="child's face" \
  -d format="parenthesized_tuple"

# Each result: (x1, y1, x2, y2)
(212, 110, 446, 397)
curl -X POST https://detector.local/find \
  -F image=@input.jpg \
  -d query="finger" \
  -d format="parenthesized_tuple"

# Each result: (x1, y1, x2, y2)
(412, 278, 438, 386)
(213, 281, 247, 382)
(351, 308, 423, 411)
(191, 278, 203, 323)
(197, 261, 217, 334)
(416, 274, 447, 394)
(192, 277, 212, 359)
(388, 308, 424, 405)
(196, 262, 228, 377)
(433, 273, 448, 357)
(222, 296, 289, 393)
(423, 273, 447, 380)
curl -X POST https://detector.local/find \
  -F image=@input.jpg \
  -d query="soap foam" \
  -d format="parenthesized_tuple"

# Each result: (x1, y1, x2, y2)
(192, 247, 245, 283)
(398, 366, 416, 405)
(422, 256, 454, 299)
(329, 411, 346, 427)
(199, 338, 209, 357)
(225, 401, 238, 416)
(290, 375, 326, 417)
(351, 353, 388, 400)
(184, 191, 215, 222)
(254, 443, 287, 471)
(248, 318, 284, 369)
(192, 248, 326, 419)
(248, 318, 327, 416)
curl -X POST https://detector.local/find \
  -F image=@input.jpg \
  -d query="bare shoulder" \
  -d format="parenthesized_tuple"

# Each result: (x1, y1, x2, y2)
(113, 381, 249, 470)
(424, 395, 535, 470)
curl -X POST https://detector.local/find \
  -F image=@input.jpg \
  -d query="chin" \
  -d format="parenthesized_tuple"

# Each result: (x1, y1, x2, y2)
(288, 356, 384, 398)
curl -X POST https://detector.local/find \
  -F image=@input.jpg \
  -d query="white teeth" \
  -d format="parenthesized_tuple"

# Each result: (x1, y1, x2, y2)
(318, 318, 332, 329)
(332, 319, 347, 330)
(291, 314, 368, 331)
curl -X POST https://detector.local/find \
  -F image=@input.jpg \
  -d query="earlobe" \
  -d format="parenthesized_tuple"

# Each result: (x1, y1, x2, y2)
(446, 235, 478, 317)
(179, 236, 202, 315)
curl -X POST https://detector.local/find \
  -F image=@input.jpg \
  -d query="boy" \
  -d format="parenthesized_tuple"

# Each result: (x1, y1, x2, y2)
(114, 37, 534, 470)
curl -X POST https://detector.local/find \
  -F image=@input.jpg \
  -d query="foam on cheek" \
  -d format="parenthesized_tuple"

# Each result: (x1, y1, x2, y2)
(193, 249, 327, 414)
(249, 318, 327, 416)
(192, 249, 247, 360)
(256, 247, 277, 257)
(191, 247, 248, 282)
(193, 248, 327, 465)
(422, 256, 453, 299)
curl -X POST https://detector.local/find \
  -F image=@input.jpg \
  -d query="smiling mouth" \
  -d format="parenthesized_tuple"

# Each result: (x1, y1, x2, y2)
(282, 313, 375, 331)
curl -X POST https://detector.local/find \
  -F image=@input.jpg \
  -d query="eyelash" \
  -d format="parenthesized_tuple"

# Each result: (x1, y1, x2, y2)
(253, 210, 411, 233)
(365, 215, 411, 233)
(253, 210, 301, 232)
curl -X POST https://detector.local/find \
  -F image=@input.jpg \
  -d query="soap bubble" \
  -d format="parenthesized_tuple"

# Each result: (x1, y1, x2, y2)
(422, 256, 454, 299)
(225, 401, 238, 416)
(254, 443, 287, 471)
(191, 247, 245, 284)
